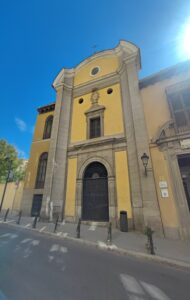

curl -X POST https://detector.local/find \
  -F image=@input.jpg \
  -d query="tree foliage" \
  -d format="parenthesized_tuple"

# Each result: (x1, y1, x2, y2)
(0, 140, 26, 183)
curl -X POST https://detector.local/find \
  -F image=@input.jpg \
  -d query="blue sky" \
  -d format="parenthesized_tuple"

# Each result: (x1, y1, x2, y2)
(0, 0, 190, 159)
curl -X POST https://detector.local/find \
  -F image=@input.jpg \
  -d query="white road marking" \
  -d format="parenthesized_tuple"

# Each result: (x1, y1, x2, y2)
(120, 274, 144, 296)
(24, 223, 31, 228)
(0, 233, 11, 238)
(10, 234, 18, 239)
(6, 220, 14, 223)
(141, 281, 170, 300)
(21, 238, 32, 244)
(39, 226, 46, 232)
(50, 244, 59, 252)
(31, 240, 40, 246)
(49, 244, 68, 254)
(120, 274, 171, 300)
(60, 246, 68, 254)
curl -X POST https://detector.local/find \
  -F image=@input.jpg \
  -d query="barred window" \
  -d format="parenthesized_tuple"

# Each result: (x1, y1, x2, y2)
(35, 153, 48, 189)
(169, 89, 190, 130)
(43, 115, 53, 139)
(90, 117, 101, 139)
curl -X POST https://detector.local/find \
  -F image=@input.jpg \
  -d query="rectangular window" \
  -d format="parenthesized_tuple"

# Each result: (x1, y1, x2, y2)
(169, 88, 190, 131)
(90, 117, 101, 139)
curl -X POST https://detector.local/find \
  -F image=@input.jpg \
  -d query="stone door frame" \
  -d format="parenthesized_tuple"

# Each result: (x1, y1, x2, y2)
(75, 156, 117, 224)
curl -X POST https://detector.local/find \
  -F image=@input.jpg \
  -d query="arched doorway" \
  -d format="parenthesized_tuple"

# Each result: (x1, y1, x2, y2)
(82, 162, 109, 221)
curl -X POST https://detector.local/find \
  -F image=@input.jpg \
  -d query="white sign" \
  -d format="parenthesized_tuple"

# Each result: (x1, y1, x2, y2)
(180, 139, 190, 149)
(159, 181, 168, 188)
(161, 188, 169, 198)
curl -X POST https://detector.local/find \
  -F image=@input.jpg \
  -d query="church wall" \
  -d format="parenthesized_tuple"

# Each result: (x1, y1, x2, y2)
(65, 157, 77, 220)
(114, 150, 132, 221)
(70, 83, 124, 143)
(74, 55, 119, 86)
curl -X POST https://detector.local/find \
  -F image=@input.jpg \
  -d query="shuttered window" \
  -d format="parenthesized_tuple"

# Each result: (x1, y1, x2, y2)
(169, 89, 190, 131)
(90, 117, 101, 139)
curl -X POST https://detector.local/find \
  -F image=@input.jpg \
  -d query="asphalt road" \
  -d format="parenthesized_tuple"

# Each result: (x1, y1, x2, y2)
(0, 224, 189, 300)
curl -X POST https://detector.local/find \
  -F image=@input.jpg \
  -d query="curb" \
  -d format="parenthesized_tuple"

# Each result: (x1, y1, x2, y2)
(2, 221, 190, 271)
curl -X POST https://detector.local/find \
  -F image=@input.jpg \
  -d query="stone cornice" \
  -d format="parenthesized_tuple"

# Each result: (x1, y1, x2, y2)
(73, 72, 120, 97)
(74, 40, 140, 71)
(52, 69, 75, 91)
(68, 135, 126, 152)
(85, 104, 105, 115)
(156, 132, 190, 146)
(37, 103, 55, 114)
(151, 119, 190, 145)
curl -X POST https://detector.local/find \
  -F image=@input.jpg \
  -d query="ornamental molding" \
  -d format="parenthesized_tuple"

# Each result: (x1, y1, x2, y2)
(52, 40, 140, 91)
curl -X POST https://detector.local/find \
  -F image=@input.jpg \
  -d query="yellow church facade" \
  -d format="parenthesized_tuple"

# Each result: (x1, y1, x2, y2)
(22, 41, 190, 240)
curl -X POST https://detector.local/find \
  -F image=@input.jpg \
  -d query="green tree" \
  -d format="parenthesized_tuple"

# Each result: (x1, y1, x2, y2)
(0, 140, 26, 183)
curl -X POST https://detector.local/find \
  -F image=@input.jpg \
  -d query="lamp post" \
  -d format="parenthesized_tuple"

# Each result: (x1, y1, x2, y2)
(0, 154, 12, 212)
(141, 152, 149, 176)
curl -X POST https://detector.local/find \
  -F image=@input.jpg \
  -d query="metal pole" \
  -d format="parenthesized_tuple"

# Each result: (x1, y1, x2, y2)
(32, 215, 38, 228)
(76, 218, 81, 238)
(0, 159, 12, 212)
(4, 208, 9, 222)
(146, 226, 155, 255)
(17, 210, 22, 225)
(145, 166, 147, 176)
(149, 231, 155, 255)
(54, 215, 59, 233)
(107, 222, 112, 245)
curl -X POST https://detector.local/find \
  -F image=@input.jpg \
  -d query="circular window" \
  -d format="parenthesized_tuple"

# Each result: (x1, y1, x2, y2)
(91, 67, 100, 76)
(107, 88, 113, 94)
(78, 98, 84, 104)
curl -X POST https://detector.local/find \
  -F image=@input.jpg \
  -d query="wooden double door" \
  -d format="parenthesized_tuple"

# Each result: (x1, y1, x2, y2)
(82, 162, 109, 222)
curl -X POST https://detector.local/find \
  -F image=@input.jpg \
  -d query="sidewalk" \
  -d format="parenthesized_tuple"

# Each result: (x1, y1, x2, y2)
(1, 210, 190, 267)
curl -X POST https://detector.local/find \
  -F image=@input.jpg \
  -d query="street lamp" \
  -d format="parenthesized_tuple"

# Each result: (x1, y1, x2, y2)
(0, 154, 13, 212)
(141, 152, 149, 176)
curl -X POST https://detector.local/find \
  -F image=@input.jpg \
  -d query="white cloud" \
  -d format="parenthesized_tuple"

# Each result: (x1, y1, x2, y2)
(15, 117, 27, 132)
